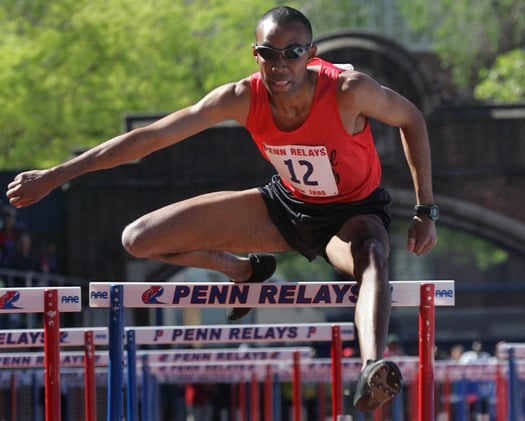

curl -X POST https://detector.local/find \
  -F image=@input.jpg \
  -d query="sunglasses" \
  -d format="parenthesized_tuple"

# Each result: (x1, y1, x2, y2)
(252, 43, 313, 61)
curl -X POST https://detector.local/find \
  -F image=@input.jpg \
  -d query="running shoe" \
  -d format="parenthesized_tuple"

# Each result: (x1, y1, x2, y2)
(227, 253, 276, 321)
(353, 359, 402, 412)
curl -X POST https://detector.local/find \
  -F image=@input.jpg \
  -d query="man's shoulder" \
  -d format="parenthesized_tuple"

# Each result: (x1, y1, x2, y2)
(209, 77, 252, 103)
(337, 69, 375, 97)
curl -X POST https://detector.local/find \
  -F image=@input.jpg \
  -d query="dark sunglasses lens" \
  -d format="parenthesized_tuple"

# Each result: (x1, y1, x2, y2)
(283, 47, 304, 60)
(256, 45, 309, 61)
(257, 47, 278, 61)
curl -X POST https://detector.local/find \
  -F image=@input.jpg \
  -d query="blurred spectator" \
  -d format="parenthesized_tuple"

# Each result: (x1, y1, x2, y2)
(0, 205, 23, 266)
(384, 334, 405, 357)
(449, 344, 465, 361)
(185, 383, 213, 421)
(459, 340, 491, 364)
(5, 231, 41, 272)
(39, 240, 58, 273)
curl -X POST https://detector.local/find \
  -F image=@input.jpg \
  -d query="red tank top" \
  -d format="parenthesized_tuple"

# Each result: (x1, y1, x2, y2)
(246, 58, 382, 203)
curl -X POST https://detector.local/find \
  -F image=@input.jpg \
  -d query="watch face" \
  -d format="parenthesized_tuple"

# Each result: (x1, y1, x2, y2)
(429, 206, 439, 220)
(415, 205, 439, 220)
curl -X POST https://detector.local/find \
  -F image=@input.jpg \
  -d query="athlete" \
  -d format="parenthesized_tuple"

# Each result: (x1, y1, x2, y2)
(6, 6, 438, 411)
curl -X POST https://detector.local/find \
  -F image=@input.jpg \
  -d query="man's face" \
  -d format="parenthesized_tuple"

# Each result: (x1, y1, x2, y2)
(253, 19, 316, 97)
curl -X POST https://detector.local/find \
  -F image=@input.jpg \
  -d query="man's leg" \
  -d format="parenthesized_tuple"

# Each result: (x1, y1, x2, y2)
(121, 188, 292, 281)
(325, 214, 391, 360)
(325, 214, 401, 411)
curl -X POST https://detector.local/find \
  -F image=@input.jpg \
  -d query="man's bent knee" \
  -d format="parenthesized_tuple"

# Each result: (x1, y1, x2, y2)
(121, 221, 151, 258)
(355, 238, 389, 277)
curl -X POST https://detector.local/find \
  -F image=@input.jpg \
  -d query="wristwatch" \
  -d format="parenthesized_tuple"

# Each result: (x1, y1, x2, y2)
(414, 204, 439, 221)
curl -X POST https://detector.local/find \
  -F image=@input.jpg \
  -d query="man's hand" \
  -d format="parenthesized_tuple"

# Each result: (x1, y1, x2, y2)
(6, 169, 57, 208)
(407, 217, 437, 256)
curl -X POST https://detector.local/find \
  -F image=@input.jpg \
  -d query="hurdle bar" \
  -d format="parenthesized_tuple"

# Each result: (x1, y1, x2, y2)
(0, 286, 81, 421)
(0, 322, 354, 346)
(0, 347, 313, 368)
(89, 280, 453, 420)
(89, 280, 455, 309)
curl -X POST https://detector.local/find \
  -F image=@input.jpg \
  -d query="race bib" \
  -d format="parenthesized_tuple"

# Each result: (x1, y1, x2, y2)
(263, 144, 339, 197)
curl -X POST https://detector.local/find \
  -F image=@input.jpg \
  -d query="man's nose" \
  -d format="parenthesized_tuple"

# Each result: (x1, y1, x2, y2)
(272, 53, 288, 69)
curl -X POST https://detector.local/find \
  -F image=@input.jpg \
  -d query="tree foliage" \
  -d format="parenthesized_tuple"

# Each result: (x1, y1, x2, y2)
(475, 49, 525, 103)
(2, 0, 524, 170)
(0, 0, 281, 169)
(396, 0, 525, 90)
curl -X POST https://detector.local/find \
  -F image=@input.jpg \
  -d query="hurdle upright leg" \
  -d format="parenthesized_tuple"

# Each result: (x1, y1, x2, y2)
(44, 289, 61, 421)
(108, 284, 125, 421)
(84, 330, 97, 421)
(292, 350, 302, 421)
(10, 373, 17, 421)
(331, 325, 343, 420)
(418, 283, 435, 420)
(127, 329, 138, 421)
(264, 365, 273, 421)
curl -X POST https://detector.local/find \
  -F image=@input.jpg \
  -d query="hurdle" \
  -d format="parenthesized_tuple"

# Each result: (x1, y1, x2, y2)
(0, 286, 81, 421)
(126, 323, 352, 421)
(0, 322, 352, 420)
(119, 322, 353, 421)
(496, 342, 525, 420)
(89, 280, 454, 420)
(0, 325, 107, 421)
(117, 322, 352, 421)
(0, 345, 311, 420)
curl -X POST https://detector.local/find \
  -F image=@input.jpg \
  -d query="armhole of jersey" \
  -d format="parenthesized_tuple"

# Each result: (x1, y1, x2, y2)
(246, 74, 260, 128)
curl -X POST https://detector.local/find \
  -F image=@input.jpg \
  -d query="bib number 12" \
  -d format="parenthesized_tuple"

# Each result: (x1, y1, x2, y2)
(284, 159, 319, 186)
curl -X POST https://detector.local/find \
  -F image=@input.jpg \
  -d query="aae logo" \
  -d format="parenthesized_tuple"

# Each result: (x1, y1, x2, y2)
(0, 291, 22, 309)
(90, 291, 108, 300)
(435, 289, 454, 298)
(142, 286, 165, 304)
(61, 295, 80, 304)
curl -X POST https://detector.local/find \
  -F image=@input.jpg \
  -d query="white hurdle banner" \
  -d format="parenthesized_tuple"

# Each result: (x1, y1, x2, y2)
(0, 322, 354, 347)
(0, 287, 81, 313)
(0, 347, 314, 369)
(89, 280, 454, 421)
(89, 280, 455, 308)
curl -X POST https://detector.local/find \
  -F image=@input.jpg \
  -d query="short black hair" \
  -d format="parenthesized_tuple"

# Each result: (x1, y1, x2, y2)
(256, 6, 313, 41)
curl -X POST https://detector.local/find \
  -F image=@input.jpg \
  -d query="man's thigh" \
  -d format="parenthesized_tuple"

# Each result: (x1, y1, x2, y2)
(324, 214, 390, 277)
(127, 188, 292, 254)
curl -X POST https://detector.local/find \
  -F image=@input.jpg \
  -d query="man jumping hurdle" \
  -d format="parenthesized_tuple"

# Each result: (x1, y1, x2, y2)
(7, 6, 438, 411)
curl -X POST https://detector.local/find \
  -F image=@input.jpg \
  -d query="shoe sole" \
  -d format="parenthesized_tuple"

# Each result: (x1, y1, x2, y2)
(355, 361, 402, 411)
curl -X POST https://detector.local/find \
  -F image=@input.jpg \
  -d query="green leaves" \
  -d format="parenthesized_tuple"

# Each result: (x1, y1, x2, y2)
(475, 49, 525, 103)
(0, 0, 275, 169)
(397, 0, 525, 91)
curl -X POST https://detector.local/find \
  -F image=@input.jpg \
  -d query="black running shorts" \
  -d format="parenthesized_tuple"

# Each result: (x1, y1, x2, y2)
(258, 175, 392, 261)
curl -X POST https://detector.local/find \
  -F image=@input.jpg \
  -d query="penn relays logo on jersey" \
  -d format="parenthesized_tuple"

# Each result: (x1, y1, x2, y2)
(0, 291, 22, 309)
(142, 286, 166, 304)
